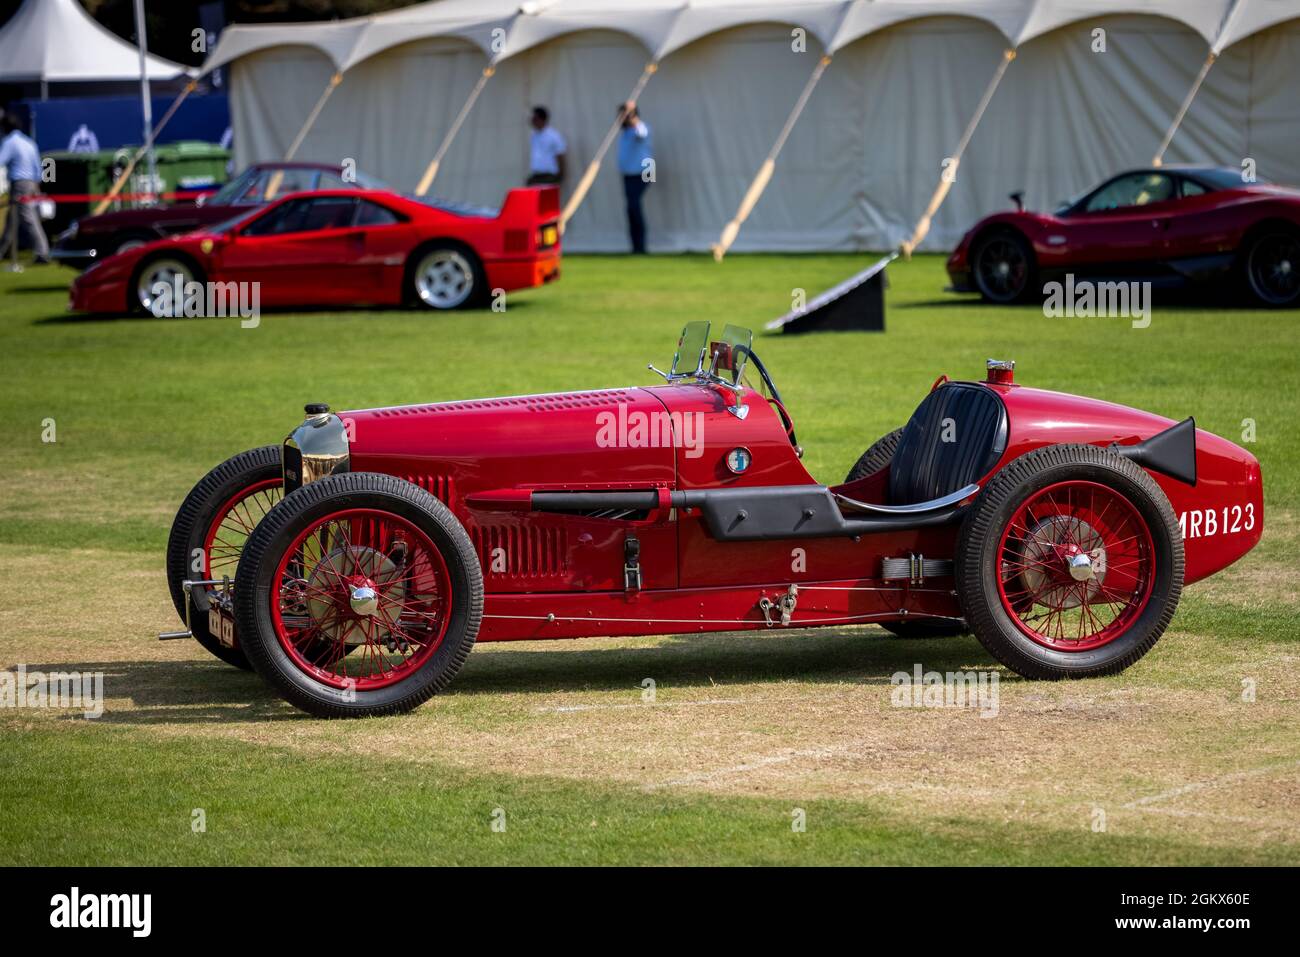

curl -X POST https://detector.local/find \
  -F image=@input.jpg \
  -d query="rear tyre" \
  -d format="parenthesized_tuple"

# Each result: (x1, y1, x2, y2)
(956, 444, 1182, 679)
(1242, 229, 1300, 307)
(234, 472, 483, 718)
(845, 428, 903, 483)
(972, 229, 1035, 304)
(408, 243, 487, 310)
(166, 446, 283, 670)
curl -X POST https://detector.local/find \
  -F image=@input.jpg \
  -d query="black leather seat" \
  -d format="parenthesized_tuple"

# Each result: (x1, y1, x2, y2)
(889, 382, 1008, 505)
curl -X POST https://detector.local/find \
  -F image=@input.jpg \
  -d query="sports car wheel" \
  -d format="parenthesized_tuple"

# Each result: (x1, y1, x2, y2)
(132, 255, 202, 317)
(956, 444, 1182, 679)
(1244, 230, 1300, 307)
(410, 245, 484, 310)
(234, 473, 483, 718)
(972, 230, 1034, 304)
(166, 446, 283, 670)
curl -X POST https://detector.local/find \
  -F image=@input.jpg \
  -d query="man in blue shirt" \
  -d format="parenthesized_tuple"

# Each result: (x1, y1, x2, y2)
(0, 113, 50, 264)
(616, 101, 652, 254)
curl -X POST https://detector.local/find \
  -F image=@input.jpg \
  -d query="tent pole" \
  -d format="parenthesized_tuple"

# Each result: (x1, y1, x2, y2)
(1156, 0, 1248, 166)
(92, 78, 199, 216)
(560, 61, 658, 233)
(1152, 51, 1217, 166)
(901, 48, 1015, 257)
(132, 0, 158, 200)
(712, 54, 831, 262)
(284, 71, 344, 161)
(415, 64, 497, 197)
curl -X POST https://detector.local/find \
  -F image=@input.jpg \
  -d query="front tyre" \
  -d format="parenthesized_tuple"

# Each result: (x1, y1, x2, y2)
(956, 444, 1182, 679)
(234, 473, 483, 718)
(130, 254, 204, 316)
(165, 446, 284, 670)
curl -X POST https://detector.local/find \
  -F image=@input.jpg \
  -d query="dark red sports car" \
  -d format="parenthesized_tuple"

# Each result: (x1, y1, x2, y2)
(51, 162, 387, 270)
(947, 166, 1300, 307)
(69, 186, 561, 314)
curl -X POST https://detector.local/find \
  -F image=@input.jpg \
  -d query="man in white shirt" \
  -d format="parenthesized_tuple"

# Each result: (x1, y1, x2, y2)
(0, 112, 50, 264)
(527, 106, 566, 188)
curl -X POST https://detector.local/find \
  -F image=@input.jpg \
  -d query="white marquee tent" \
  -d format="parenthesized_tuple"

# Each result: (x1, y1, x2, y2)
(0, 0, 189, 85)
(208, 0, 1300, 252)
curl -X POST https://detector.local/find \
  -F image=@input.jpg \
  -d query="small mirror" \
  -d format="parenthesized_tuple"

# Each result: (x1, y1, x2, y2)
(671, 321, 710, 377)
(714, 324, 753, 385)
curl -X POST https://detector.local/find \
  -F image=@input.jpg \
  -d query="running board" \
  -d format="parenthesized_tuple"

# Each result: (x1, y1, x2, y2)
(672, 486, 971, 542)
(469, 484, 975, 542)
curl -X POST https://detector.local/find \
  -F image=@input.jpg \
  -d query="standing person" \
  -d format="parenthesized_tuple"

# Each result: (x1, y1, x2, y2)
(527, 106, 566, 187)
(617, 101, 653, 254)
(0, 112, 50, 265)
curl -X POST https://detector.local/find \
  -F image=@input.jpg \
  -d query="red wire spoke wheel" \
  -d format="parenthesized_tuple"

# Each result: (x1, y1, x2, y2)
(205, 478, 283, 581)
(957, 444, 1183, 679)
(166, 446, 284, 670)
(271, 508, 452, 691)
(235, 473, 483, 718)
(996, 480, 1155, 651)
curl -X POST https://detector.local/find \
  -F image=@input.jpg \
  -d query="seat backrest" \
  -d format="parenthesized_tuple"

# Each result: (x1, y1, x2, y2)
(889, 382, 1008, 505)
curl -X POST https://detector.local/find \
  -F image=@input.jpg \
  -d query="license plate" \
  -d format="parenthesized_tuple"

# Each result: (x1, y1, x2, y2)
(209, 606, 236, 648)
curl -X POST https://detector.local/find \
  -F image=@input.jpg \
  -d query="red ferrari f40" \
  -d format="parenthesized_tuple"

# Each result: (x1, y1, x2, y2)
(70, 186, 561, 315)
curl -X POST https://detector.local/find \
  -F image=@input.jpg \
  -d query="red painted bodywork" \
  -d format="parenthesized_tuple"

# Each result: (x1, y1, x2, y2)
(68, 187, 561, 314)
(334, 365, 1262, 643)
(947, 173, 1300, 290)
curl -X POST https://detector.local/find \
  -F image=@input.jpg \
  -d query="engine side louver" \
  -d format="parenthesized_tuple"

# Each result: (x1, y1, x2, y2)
(405, 474, 455, 505)
(472, 525, 569, 579)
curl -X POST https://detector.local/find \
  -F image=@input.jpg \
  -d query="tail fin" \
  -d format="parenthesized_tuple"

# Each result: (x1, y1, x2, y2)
(1110, 417, 1197, 486)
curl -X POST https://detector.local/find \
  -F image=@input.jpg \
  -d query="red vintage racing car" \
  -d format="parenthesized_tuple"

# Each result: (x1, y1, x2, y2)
(70, 186, 560, 314)
(163, 323, 1262, 717)
(948, 166, 1300, 306)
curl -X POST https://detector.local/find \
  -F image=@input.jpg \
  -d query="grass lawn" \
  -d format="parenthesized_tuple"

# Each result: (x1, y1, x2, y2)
(1, 252, 1297, 865)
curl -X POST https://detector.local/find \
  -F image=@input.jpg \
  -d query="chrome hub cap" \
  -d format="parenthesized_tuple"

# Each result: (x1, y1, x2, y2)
(1019, 516, 1108, 608)
(136, 258, 192, 316)
(415, 249, 474, 309)
(1067, 551, 1095, 581)
(349, 585, 379, 617)
(306, 546, 403, 645)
